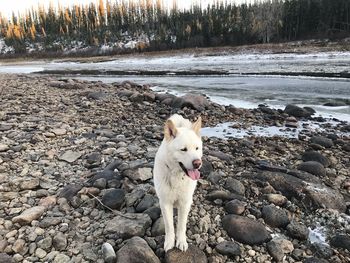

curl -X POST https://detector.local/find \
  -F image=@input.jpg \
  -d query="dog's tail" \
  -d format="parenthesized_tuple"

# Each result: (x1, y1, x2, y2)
(168, 114, 192, 129)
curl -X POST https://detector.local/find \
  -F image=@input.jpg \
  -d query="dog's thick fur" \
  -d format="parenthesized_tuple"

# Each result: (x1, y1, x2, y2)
(153, 114, 203, 252)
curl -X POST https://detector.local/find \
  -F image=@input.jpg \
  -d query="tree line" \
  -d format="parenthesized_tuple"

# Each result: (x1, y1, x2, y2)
(0, 0, 349, 55)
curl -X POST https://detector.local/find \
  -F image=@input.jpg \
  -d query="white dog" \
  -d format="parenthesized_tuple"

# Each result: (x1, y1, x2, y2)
(153, 114, 203, 252)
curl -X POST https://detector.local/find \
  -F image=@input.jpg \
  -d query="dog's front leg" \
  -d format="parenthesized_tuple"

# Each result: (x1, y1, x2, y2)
(176, 202, 191, 251)
(160, 202, 175, 251)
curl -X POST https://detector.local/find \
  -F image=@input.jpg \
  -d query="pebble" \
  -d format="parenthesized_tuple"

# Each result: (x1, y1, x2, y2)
(102, 242, 116, 263)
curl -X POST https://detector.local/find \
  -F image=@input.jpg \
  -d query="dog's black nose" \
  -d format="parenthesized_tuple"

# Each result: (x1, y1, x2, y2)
(192, 159, 202, 169)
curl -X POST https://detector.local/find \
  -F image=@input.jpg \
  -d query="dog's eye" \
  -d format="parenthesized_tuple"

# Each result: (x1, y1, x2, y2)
(196, 147, 199, 150)
(181, 147, 187, 152)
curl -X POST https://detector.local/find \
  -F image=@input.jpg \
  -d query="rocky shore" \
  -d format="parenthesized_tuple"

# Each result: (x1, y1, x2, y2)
(0, 74, 349, 263)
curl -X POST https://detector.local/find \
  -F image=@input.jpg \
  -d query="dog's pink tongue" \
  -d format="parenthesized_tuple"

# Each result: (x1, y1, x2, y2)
(187, 169, 200, 180)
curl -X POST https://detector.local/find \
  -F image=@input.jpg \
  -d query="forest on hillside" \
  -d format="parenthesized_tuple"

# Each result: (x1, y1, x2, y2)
(0, 0, 349, 56)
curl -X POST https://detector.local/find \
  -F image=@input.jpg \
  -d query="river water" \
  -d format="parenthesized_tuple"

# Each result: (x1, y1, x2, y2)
(1, 51, 349, 121)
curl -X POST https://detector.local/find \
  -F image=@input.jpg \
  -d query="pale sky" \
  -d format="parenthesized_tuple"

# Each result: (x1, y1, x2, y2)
(0, 0, 249, 18)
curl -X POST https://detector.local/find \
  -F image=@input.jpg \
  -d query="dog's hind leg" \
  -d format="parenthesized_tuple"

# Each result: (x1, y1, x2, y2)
(160, 202, 175, 251)
(176, 202, 191, 251)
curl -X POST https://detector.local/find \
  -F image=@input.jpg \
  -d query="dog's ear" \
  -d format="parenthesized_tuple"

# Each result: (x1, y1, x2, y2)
(192, 116, 201, 136)
(164, 120, 177, 141)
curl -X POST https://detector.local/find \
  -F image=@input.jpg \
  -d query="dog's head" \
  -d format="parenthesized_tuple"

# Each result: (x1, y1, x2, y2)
(164, 117, 203, 180)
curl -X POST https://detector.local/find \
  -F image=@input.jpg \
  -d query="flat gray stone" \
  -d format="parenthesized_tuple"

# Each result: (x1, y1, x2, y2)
(104, 213, 152, 238)
(58, 150, 82, 163)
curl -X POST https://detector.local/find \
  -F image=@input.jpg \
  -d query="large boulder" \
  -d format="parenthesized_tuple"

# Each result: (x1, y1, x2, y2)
(310, 136, 334, 148)
(329, 234, 350, 250)
(302, 151, 330, 167)
(222, 215, 271, 245)
(104, 213, 152, 238)
(101, 189, 125, 210)
(284, 104, 313, 118)
(165, 245, 207, 263)
(117, 237, 160, 263)
(256, 171, 346, 212)
(171, 94, 210, 111)
(215, 241, 241, 257)
(297, 161, 326, 177)
(262, 205, 290, 228)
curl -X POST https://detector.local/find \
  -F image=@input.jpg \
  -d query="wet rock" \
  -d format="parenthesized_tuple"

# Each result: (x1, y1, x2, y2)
(104, 213, 152, 238)
(53, 232, 67, 251)
(224, 178, 245, 196)
(85, 152, 101, 165)
(102, 242, 117, 263)
(330, 234, 350, 250)
(302, 151, 330, 167)
(102, 189, 125, 210)
(151, 217, 165, 237)
(208, 150, 232, 162)
(256, 171, 346, 212)
(105, 159, 123, 171)
(310, 136, 334, 148)
(222, 215, 270, 245)
(215, 241, 241, 257)
(144, 206, 161, 222)
(129, 92, 144, 103)
(285, 116, 298, 128)
(267, 238, 294, 262)
(59, 184, 83, 201)
(89, 170, 121, 184)
(286, 221, 309, 240)
(172, 94, 210, 112)
(284, 104, 313, 118)
(225, 199, 246, 215)
(143, 92, 156, 102)
(117, 89, 134, 97)
(256, 161, 288, 173)
(200, 158, 214, 177)
(12, 206, 46, 225)
(117, 236, 160, 263)
(165, 244, 207, 263)
(93, 178, 107, 189)
(262, 205, 290, 228)
(206, 190, 245, 202)
(310, 243, 333, 259)
(136, 194, 157, 212)
(297, 161, 326, 177)
(323, 101, 347, 107)
(304, 183, 346, 212)
(58, 150, 82, 163)
(266, 193, 287, 206)
(207, 171, 224, 184)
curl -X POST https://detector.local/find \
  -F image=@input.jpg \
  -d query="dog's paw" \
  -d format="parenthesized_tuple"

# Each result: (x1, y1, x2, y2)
(176, 236, 188, 252)
(164, 234, 175, 252)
